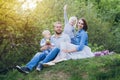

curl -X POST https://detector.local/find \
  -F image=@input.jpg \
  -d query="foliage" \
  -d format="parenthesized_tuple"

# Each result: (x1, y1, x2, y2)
(0, 54, 120, 80)
(0, 0, 120, 74)
(88, 43, 105, 52)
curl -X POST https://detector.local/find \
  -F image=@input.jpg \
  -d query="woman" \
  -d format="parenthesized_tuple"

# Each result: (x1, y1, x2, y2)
(43, 18, 94, 66)
(64, 18, 94, 59)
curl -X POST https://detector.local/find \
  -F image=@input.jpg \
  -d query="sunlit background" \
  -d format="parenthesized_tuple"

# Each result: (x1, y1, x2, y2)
(14, 0, 43, 15)
(0, 0, 120, 78)
(18, 0, 43, 11)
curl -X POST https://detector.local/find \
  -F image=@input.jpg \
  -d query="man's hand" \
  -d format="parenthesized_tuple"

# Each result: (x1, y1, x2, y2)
(48, 45, 54, 49)
(40, 45, 49, 51)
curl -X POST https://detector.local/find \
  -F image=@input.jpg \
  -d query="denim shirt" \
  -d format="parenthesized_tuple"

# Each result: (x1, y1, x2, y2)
(71, 29, 88, 51)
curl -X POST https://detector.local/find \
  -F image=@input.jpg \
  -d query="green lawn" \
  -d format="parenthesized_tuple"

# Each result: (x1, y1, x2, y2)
(1, 54, 120, 80)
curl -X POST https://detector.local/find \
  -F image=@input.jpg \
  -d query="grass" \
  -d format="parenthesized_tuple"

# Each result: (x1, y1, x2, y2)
(1, 54, 120, 80)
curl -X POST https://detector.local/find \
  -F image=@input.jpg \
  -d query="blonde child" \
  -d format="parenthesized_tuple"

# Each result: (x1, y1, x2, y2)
(40, 30, 54, 55)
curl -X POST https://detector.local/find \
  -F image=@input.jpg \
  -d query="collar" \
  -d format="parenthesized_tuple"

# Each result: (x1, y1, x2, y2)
(78, 29, 84, 33)
(52, 33, 63, 38)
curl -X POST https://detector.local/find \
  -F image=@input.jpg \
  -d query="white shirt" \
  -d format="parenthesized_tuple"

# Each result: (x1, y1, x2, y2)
(51, 33, 71, 48)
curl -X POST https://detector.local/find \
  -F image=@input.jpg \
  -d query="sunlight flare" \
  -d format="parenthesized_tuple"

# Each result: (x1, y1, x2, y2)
(22, 1, 36, 10)
(18, 0, 43, 11)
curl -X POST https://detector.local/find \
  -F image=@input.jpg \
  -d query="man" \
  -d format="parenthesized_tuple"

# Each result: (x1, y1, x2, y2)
(16, 21, 70, 74)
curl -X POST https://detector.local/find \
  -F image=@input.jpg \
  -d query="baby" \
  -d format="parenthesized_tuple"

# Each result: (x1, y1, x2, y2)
(40, 30, 54, 54)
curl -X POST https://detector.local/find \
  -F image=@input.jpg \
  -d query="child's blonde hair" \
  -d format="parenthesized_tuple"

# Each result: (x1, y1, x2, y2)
(42, 30, 51, 37)
(69, 16, 77, 27)
(69, 16, 77, 23)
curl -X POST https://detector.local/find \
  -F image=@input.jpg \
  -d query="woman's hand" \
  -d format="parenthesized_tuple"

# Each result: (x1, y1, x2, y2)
(62, 49, 73, 53)
(62, 47, 77, 53)
(62, 49, 69, 53)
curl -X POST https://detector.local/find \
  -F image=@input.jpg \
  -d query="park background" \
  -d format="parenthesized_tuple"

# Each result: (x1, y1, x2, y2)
(0, 0, 120, 80)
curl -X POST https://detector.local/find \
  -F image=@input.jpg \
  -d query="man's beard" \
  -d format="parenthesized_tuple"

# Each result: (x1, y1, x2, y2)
(55, 31, 62, 35)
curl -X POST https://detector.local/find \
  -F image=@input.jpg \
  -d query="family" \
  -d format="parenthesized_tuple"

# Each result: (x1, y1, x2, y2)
(16, 5, 106, 74)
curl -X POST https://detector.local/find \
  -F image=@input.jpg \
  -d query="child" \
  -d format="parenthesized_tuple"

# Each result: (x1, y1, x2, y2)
(36, 30, 55, 70)
(40, 30, 54, 55)
(63, 4, 77, 39)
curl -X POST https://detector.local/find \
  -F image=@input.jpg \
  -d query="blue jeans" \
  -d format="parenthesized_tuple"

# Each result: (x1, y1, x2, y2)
(26, 47, 60, 70)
